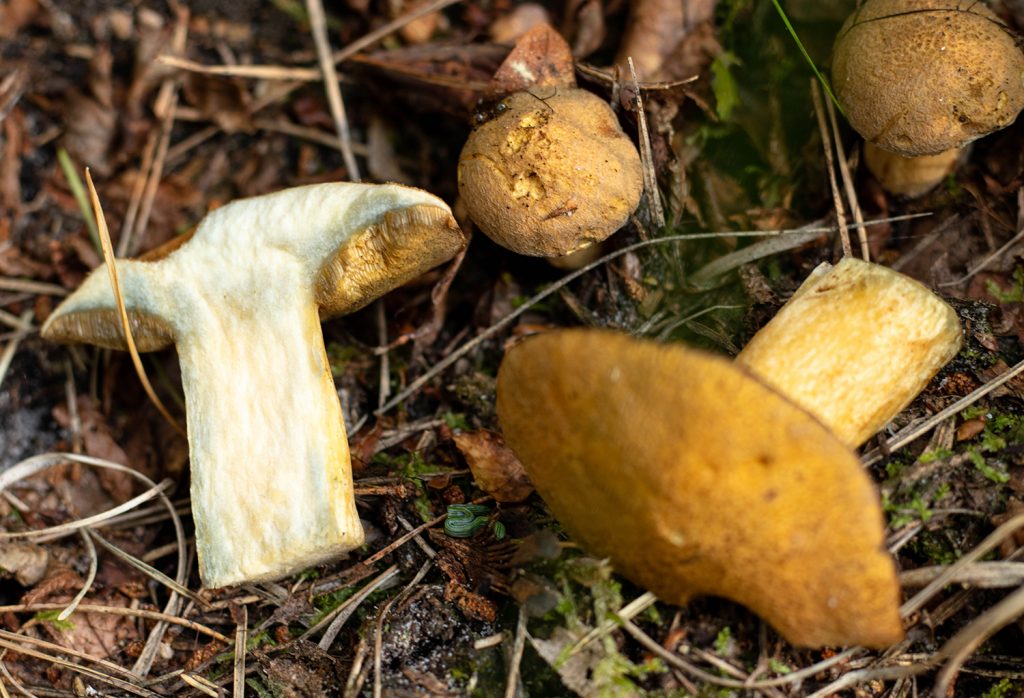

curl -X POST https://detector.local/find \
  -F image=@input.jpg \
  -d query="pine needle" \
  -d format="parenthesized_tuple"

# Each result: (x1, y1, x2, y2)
(83, 169, 186, 438)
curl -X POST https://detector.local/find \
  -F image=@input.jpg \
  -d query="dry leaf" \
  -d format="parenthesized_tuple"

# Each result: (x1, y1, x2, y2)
(454, 429, 533, 502)
(43, 594, 140, 660)
(0, 542, 49, 586)
(497, 329, 904, 648)
(489, 23, 575, 97)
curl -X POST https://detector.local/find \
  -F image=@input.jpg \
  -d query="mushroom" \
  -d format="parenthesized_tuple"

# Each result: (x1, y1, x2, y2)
(458, 24, 644, 259)
(42, 182, 465, 588)
(736, 257, 962, 447)
(496, 328, 904, 648)
(831, 0, 1024, 195)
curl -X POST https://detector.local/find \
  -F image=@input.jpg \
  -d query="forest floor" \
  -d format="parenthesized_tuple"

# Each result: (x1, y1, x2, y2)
(1, 0, 1023, 696)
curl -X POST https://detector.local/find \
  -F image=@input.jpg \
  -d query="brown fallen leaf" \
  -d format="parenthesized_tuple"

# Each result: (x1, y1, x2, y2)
(41, 594, 140, 661)
(489, 23, 575, 97)
(53, 396, 133, 503)
(0, 542, 49, 587)
(453, 429, 533, 502)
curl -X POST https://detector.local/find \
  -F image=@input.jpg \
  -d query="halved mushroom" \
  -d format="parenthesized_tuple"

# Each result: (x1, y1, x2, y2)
(737, 257, 962, 447)
(43, 182, 466, 588)
(497, 329, 904, 648)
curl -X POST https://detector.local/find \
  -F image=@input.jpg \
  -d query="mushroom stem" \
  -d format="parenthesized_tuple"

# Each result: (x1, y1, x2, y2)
(736, 257, 962, 447)
(180, 282, 360, 587)
(863, 142, 961, 198)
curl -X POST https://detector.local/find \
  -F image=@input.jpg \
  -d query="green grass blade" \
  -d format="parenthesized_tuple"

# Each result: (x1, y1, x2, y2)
(770, 0, 847, 119)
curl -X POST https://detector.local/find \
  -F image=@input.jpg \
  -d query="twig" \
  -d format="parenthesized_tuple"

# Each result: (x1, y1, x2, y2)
(180, 673, 220, 697)
(305, 0, 361, 180)
(825, 89, 868, 259)
(811, 79, 850, 257)
(373, 560, 433, 698)
(0, 637, 159, 697)
(0, 604, 228, 643)
(627, 58, 664, 227)
(156, 55, 320, 80)
(233, 606, 247, 698)
(503, 606, 528, 698)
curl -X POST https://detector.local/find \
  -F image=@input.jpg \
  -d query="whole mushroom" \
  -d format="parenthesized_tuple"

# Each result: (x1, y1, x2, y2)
(43, 182, 465, 588)
(831, 0, 1024, 195)
(458, 24, 644, 259)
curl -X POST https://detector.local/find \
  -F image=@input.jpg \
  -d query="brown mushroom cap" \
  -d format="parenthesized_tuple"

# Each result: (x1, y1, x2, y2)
(497, 329, 904, 649)
(832, 0, 1024, 156)
(457, 88, 643, 257)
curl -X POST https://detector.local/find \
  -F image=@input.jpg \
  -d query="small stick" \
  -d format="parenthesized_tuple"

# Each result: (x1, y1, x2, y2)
(627, 58, 665, 227)
(233, 606, 247, 698)
(824, 91, 869, 260)
(503, 606, 528, 698)
(0, 310, 33, 393)
(811, 79, 851, 257)
(305, 0, 361, 181)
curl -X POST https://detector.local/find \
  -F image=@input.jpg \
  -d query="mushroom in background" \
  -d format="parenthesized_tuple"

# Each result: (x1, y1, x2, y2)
(831, 0, 1024, 196)
(497, 329, 905, 649)
(457, 24, 643, 261)
(43, 183, 466, 588)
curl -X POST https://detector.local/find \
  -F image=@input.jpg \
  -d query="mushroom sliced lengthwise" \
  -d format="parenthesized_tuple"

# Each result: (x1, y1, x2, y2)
(737, 257, 963, 448)
(43, 183, 466, 588)
(497, 329, 905, 649)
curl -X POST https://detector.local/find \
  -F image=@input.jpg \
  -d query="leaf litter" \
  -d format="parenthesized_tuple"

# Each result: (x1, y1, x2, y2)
(1, 0, 1024, 696)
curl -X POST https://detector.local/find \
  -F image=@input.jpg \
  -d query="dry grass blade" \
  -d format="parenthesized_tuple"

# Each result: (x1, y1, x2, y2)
(331, 0, 462, 64)
(932, 582, 1024, 696)
(57, 530, 98, 621)
(900, 561, 1024, 588)
(87, 530, 205, 607)
(0, 481, 173, 541)
(503, 606, 528, 698)
(84, 170, 185, 437)
(824, 87, 868, 260)
(312, 564, 400, 648)
(157, 55, 320, 80)
(0, 630, 138, 682)
(0, 278, 67, 296)
(180, 673, 220, 697)
(233, 606, 247, 698)
(0, 308, 35, 331)
(0, 637, 159, 697)
(373, 560, 432, 698)
(566, 592, 656, 657)
(0, 310, 34, 394)
(376, 215, 929, 415)
(902, 512, 1024, 617)
(811, 79, 851, 258)
(863, 358, 1024, 467)
(305, 0, 360, 180)
(627, 57, 664, 227)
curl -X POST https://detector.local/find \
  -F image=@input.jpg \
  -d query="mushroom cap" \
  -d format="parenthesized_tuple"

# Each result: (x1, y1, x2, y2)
(42, 182, 465, 350)
(832, 0, 1024, 156)
(457, 88, 643, 257)
(496, 329, 904, 649)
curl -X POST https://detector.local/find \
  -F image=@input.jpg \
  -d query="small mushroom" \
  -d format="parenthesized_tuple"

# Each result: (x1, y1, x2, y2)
(458, 24, 643, 259)
(737, 257, 962, 447)
(831, 0, 1024, 194)
(497, 329, 904, 648)
(43, 182, 465, 588)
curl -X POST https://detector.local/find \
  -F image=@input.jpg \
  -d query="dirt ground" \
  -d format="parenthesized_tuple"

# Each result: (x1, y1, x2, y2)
(1, 0, 1024, 696)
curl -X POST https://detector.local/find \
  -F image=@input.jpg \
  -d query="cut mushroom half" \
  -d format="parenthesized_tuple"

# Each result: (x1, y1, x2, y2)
(43, 182, 466, 588)
(736, 257, 962, 448)
(497, 329, 904, 648)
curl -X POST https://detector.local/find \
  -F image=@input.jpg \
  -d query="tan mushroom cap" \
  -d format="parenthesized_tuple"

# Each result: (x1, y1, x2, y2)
(497, 329, 904, 649)
(832, 0, 1024, 156)
(458, 88, 643, 258)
